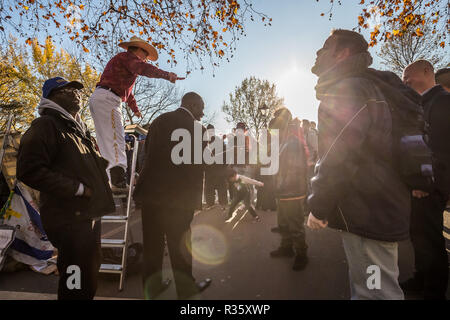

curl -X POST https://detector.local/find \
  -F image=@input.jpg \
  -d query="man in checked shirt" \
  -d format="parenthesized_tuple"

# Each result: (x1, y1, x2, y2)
(89, 36, 184, 192)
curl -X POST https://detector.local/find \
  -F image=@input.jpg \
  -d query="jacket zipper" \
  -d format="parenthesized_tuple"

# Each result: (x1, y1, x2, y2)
(338, 206, 350, 232)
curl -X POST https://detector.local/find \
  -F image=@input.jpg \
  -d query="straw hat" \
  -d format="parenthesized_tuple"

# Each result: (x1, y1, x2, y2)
(118, 36, 158, 61)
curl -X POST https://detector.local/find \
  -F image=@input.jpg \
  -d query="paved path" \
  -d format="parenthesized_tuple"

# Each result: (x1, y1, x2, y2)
(1, 204, 443, 300)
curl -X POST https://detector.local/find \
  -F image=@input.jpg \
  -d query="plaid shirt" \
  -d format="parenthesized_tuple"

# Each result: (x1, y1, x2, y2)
(97, 51, 170, 113)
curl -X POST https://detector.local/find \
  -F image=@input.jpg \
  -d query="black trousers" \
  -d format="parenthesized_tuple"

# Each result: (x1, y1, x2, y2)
(204, 174, 228, 206)
(45, 219, 101, 300)
(410, 192, 449, 299)
(227, 191, 257, 218)
(141, 202, 197, 299)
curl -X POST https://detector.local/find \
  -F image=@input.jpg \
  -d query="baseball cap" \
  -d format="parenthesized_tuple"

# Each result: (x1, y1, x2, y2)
(42, 77, 83, 98)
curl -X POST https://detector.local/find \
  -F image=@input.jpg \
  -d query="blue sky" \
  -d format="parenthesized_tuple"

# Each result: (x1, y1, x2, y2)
(172, 0, 383, 134)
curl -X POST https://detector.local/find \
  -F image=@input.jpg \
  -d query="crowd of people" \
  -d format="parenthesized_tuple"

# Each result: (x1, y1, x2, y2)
(12, 29, 450, 300)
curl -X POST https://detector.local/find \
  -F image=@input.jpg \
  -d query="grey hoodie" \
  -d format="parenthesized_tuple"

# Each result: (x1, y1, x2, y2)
(37, 98, 87, 135)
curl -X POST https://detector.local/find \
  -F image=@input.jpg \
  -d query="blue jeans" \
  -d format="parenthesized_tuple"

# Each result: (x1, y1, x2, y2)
(341, 231, 404, 300)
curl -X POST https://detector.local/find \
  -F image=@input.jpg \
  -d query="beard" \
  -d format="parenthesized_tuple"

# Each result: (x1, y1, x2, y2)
(64, 101, 82, 115)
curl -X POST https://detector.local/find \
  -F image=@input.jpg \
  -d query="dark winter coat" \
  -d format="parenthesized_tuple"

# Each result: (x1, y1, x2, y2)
(422, 85, 450, 198)
(275, 133, 308, 199)
(17, 108, 114, 229)
(307, 52, 411, 242)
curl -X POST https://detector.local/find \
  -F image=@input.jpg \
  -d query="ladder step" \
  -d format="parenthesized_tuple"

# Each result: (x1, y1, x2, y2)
(101, 239, 126, 247)
(113, 193, 128, 199)
(101, 215, 128, 222)
(99, 264, 123, 274)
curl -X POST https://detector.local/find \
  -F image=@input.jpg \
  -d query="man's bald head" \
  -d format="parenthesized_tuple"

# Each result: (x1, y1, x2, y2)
(403, 59, 436, 94)
(181, 92, 204, 121)
(435, 68, 450, 92)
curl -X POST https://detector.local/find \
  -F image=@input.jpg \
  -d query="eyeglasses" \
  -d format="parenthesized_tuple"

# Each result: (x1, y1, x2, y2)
(53, 87, 82, 97)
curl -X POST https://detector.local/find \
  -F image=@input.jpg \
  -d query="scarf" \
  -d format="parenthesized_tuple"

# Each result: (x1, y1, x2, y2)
(37, 98, 88, 135)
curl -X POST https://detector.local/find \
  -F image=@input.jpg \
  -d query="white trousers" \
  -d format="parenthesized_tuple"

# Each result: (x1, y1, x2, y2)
(89, 88, 127, 174)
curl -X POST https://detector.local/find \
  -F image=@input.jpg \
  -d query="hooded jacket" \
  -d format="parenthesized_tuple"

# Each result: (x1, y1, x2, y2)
(275, 127, 309, 200)
(307, 52, 412, 242)
(17, 98, 114, 229)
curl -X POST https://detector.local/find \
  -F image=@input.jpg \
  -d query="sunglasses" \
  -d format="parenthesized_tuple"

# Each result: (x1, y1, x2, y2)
(53, 86, 82, 96)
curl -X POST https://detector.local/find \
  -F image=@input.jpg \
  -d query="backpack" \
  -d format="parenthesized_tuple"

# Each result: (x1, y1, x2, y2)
(362, 69, 434, 191)
(322, 69, 434, 191)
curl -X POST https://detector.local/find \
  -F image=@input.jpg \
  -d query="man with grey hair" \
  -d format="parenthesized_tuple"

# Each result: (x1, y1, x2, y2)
(402, 60, 450, 299)
(435, 68, 450, 92)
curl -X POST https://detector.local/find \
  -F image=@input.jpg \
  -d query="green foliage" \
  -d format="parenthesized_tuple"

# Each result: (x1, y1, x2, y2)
(0, 36, 100, 131)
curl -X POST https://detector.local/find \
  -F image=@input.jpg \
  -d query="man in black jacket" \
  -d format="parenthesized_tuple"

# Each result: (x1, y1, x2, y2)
(17, 77, 114, 300)
(306, 30, 411, 299)
(401, 60, 450, 299)
(134, 92, 211, 300)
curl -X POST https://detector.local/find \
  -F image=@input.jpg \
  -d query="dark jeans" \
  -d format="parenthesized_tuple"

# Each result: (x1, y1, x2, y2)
(45, 219, 101, 300)
(141, 202, 197, 299)
(204, 175, 228, 206)
(227, 192, 257, 218)
(410, 192, 449, 299)
(278, 198, 307, 254)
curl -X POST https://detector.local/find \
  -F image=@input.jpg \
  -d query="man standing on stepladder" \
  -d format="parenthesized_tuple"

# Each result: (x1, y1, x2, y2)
(89, 36, 184, 192)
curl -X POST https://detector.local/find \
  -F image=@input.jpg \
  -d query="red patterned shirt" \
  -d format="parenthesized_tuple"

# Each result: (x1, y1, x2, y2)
(97, 51, 170, 113)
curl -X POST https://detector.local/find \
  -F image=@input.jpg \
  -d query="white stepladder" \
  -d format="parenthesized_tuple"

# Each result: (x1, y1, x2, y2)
(99, 133, 139, 291)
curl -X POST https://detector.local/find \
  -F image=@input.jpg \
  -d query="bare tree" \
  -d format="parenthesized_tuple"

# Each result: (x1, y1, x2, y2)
(201, 108, 218, 128)
(122, 77, 182, 127)
(222, 76, 284, 139)
(378, 23, 449, 76)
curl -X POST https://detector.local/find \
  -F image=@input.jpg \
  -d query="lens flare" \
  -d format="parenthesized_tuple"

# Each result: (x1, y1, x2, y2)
(187, 224, 228, 266)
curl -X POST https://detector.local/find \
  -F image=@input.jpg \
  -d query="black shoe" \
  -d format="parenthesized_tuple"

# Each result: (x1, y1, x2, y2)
(110, 166, 129, 193)
(196, 278, 212, 292)
(271, 226, 281, 233)
(292, 253, 308, 271)
(270, 246, 294, 258)
(400, 277, 424, 294)
(179, 278, 212, 299)
(144, 278, 171, 300)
